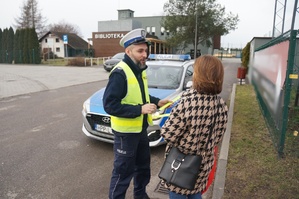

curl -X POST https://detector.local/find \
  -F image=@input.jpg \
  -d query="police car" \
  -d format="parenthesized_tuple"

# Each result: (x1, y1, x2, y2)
(82, 54, 194, 147)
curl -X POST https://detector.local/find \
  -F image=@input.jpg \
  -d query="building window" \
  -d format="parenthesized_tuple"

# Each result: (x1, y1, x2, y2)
(56, 38, 59, 42)
(166, 30, 170, 36)
(161, 27, 165, 36)
(151, 27, 156, 36)
(146, 26, 151, 34)
(56, 47, 60, 52)
(45, 39, 48, 43)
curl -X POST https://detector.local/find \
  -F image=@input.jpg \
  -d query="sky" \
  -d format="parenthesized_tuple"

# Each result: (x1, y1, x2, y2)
(0, 0, 298, 49)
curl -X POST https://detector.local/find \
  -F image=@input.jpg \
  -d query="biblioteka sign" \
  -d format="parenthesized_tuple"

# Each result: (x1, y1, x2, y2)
(94, 33, 125, 39)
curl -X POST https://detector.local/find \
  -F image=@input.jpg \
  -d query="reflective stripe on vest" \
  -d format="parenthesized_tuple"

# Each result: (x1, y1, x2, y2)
(110, 61, 153, 133)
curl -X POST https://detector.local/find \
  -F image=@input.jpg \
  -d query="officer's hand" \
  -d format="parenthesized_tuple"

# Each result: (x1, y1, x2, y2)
(142, 103, 157, 114)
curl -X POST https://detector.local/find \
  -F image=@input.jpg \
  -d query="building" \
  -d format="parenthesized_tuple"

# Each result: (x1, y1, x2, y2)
(39, 31, 91, 58)
(92, 9, 215, 58)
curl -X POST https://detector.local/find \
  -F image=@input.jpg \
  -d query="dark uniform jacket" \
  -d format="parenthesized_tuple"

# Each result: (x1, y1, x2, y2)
(103, 54, 160, 131)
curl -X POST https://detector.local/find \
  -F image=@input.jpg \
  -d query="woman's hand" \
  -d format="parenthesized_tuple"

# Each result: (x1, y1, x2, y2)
(158, 99, 173, 108)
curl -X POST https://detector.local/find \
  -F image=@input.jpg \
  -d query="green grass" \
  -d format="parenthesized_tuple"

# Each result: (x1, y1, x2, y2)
(223, 85, 299, 199)
(41, 58, 68, 66)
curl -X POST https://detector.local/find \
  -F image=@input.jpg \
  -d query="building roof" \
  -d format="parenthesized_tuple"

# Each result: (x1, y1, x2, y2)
(39, 31, 91, 50)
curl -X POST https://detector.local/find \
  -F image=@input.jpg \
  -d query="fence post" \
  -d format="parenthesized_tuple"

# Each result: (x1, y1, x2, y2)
(6, 50, 8, 63)
(32, 49, 35, 64)
(279, 29, 298, 157)
(19, 50, 22, 63)
(295, 85, 299, 106)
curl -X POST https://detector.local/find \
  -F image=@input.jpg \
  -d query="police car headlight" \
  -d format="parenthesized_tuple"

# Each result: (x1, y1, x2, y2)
(82, 101, 89, 115)
(82, 103, 87, 115)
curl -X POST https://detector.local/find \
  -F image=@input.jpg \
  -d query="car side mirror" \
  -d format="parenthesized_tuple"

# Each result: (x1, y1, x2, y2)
(184, 81, 192, 90)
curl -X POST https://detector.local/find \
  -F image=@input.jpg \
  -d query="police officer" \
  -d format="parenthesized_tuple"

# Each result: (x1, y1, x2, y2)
(103, 28, 171, 199)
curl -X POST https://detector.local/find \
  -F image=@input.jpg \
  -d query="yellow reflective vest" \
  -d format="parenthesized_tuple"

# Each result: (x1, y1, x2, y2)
(110, 61, 153, 133)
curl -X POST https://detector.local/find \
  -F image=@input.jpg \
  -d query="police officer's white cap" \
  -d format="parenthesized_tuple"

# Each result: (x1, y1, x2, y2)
(120, 28, 150, 48)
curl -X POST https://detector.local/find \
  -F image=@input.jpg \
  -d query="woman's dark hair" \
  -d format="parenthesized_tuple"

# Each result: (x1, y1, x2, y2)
(192, 55, 224, 94)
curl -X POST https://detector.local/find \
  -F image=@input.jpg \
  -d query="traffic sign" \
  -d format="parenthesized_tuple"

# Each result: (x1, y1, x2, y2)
(63, 34, 68, 44)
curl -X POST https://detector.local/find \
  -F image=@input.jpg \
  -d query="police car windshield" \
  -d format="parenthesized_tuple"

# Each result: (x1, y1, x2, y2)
(147, 65, 183, 89)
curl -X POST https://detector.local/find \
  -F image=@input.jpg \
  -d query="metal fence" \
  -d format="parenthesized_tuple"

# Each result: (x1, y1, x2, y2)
(0, 48, 40, 64)
(251, 30, 299, 157)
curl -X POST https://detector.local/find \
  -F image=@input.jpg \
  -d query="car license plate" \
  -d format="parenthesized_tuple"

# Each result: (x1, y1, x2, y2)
(95, 124, 112, 134)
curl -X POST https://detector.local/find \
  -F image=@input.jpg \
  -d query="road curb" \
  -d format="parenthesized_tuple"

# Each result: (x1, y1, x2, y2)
(212, 83, 236, 199)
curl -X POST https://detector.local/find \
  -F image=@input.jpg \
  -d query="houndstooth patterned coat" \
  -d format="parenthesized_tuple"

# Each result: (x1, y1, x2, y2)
(160, 88, 228, 195)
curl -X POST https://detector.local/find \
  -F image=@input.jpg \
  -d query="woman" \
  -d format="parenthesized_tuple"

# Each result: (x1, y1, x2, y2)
(160, 55, 229, 199)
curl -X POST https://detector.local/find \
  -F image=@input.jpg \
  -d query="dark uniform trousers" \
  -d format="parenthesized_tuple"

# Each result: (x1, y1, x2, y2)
(109, 129, 151, 199)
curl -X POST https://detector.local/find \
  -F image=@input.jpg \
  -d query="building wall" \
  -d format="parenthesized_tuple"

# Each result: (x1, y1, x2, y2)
(249, 37, 272, 68)
(94, 19, 143, 57)
(248, 37, 272, 83)
(134, 16, 167, 40)
(93, 11, 213, 57)
(118, 9, 135, 20)
(98, 19, 142, 32)
(92, 31, 127, 57)
(40, 34, 65, 58)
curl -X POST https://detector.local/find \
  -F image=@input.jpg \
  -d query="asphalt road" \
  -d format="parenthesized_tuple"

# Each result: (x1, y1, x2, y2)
(1, 81, 107, 198)
(221, 58, 242, 102)
(0, 58, 241, 199)
(0, 80, 168, 199)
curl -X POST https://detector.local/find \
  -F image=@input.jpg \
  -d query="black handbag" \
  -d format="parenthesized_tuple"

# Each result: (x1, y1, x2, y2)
(158, 100, 219, 190)
(158, 146, 203, 190)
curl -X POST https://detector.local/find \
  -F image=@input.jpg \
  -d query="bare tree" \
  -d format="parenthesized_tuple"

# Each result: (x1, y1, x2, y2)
(14, 0, 47, 38)
(47, 20, 82, 36)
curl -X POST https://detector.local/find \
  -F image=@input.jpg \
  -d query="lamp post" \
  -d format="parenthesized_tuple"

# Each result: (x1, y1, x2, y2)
(194, 0, 198, 59)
